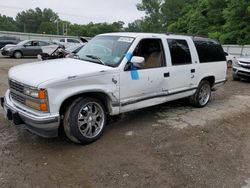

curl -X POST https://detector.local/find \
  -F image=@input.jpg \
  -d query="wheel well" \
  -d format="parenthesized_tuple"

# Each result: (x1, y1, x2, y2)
(202, 76, 215, 86)
(58, 92, 111, 136)
(59, 92, 111, 117)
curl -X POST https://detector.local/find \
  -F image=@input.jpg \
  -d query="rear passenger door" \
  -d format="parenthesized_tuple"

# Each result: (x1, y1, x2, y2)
(164, 38, 197, 93)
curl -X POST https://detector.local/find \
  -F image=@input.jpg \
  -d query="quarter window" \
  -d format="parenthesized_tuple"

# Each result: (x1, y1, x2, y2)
(193, 38, 226, 63)
(167, 39, 192, 65)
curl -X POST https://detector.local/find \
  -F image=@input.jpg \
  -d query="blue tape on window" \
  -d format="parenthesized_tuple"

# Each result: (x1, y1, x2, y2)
(131, 65, 139, 80)
(125, 52, 133, 61)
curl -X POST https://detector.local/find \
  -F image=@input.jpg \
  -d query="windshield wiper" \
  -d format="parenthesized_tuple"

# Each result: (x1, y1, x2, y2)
(86, 55, 106, 65)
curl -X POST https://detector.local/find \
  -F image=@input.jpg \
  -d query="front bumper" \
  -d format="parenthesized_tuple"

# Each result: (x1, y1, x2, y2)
(233, 67, 250, 80)
(1, 90, 60, 137)
(1, 50, 12, 56)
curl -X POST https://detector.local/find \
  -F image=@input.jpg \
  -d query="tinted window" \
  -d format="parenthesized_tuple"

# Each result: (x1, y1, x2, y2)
(60, 39, 65, 42)
(38, 41, 50, 46)
(193, 38, 226, 63)
(68, 39, 80, 43)
(133, 39, 165, 69)
(167, 39, 192, 65)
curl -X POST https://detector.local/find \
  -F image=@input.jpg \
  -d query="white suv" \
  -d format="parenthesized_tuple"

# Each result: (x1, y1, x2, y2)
(1, 33, 227, 144)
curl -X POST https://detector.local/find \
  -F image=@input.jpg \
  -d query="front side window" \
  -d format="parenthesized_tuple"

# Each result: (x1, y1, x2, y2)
(167, 39, 192, 65)
(133, 39, 165, 69)
(77, 35, 134, 67)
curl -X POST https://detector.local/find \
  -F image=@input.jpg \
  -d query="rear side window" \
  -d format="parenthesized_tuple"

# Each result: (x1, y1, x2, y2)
(167, 39, 192, 65)
(193, 38, 226, 63)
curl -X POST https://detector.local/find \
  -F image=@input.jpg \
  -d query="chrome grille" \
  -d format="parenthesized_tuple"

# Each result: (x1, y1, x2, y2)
(10, 91, 25, 105)
(9, 80, 24, 93)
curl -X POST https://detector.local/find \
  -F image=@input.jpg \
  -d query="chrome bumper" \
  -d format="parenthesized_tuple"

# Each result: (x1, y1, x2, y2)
(1, 90, 60, 138)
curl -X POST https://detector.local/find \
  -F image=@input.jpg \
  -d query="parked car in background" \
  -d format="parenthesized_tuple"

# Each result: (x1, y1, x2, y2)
(224, 51, 236, 67)
(232, 56, 250, 80)
(37, 44, 85, 61)
(0, 36, 20, 49)
(1, 40, 53, 58)
(53, 38, 87, 48)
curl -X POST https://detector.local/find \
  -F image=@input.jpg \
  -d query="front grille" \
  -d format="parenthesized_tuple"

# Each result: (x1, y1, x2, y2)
(9, 80, 24, 93)
(240, 65, 250, 69)
(10, 91, 25, 105)
(9, 80, 26, 105)
(238, 70, 250, 76)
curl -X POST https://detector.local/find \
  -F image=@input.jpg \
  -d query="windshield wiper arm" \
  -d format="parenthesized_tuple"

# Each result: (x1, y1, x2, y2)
(86, 55, 106, 65)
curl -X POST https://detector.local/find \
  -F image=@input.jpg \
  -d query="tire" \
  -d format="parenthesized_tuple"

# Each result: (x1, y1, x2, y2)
(63, 97, 107, 144)
(63, 98, 82, 144)
(189, 80, 212, 108)
(227, 60, 232, 68)
(232, 72, 240, 81)
(13, 51, 22, 59)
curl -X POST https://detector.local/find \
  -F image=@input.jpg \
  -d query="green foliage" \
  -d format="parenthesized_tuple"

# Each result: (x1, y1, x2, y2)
(131, 0, 250, 44)
(0, 14, 18, 31)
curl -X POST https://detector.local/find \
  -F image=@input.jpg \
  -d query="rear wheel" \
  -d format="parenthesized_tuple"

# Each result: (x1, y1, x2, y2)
(63, 97, 107, 144)
(189, 80, 211, 108)
(13, 51, 22, 59)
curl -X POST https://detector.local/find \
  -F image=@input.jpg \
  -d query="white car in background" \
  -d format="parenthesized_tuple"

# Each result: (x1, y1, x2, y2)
(224, 51, 236, 67)
(232, 56, 250, 81)
(53, 38, 88, 48)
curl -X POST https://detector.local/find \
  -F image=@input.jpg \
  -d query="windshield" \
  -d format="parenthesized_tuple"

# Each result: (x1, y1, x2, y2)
(17, 40, 29, 46)
(77, 35, 134, 67)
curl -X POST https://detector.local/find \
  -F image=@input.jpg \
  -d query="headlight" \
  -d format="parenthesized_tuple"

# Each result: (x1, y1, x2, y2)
(233, 60, 240, 67)
(24, 88, 48, 112)
(24, 88, 39, 98)
(25, 99, 48, 112)
(4, 47, 13, 51)
(24, 88, 47, 99)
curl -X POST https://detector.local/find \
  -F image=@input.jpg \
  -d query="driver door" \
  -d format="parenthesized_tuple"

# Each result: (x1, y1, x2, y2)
(119, 38, 167, 112)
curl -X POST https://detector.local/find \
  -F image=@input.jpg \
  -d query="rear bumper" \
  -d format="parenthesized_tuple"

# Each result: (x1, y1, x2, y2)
(1, 90, 60, 138)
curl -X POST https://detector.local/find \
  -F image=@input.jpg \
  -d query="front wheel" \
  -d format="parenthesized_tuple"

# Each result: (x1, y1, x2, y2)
(64, 97, 107, 144)
(189, 80, 211, 108)
(13, 51, 22, 59)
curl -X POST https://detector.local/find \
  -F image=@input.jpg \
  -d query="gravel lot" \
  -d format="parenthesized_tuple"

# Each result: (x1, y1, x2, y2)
(0, 56, 250, 188)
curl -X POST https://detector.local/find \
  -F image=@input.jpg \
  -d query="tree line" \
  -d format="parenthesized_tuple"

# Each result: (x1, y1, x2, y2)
(0, 0, 249, 44)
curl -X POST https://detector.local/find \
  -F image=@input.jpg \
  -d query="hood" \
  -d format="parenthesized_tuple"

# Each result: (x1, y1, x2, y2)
(237, 56, 250, 63)
(9, 58, 113, 87)
(3, 44, 17, 49)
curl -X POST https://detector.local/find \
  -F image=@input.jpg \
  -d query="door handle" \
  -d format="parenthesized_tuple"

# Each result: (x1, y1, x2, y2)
(191, 69, 195, 73)
(164, 72, 170, 77)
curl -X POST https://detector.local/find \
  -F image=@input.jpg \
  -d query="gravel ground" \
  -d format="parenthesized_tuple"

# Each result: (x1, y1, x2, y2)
(0, 56, 250, 188)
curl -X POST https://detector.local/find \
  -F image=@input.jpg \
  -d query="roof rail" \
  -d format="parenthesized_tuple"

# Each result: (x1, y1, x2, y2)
(165, 32, 209, 39)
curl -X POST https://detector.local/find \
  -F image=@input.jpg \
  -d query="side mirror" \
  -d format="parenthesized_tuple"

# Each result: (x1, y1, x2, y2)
(130, 56, 145, 68)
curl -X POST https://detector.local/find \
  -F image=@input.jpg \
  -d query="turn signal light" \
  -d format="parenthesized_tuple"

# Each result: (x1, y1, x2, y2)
(38, 89, 46, 99)
(40, 103, 48, 112)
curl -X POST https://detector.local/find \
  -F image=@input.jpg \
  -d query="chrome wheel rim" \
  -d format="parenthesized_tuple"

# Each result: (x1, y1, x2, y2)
(198, 84, 211, 106)
(77, 102, 105, 139)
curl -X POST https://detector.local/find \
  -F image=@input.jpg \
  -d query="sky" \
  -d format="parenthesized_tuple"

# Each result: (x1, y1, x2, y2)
(0, 0, 145, 25)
